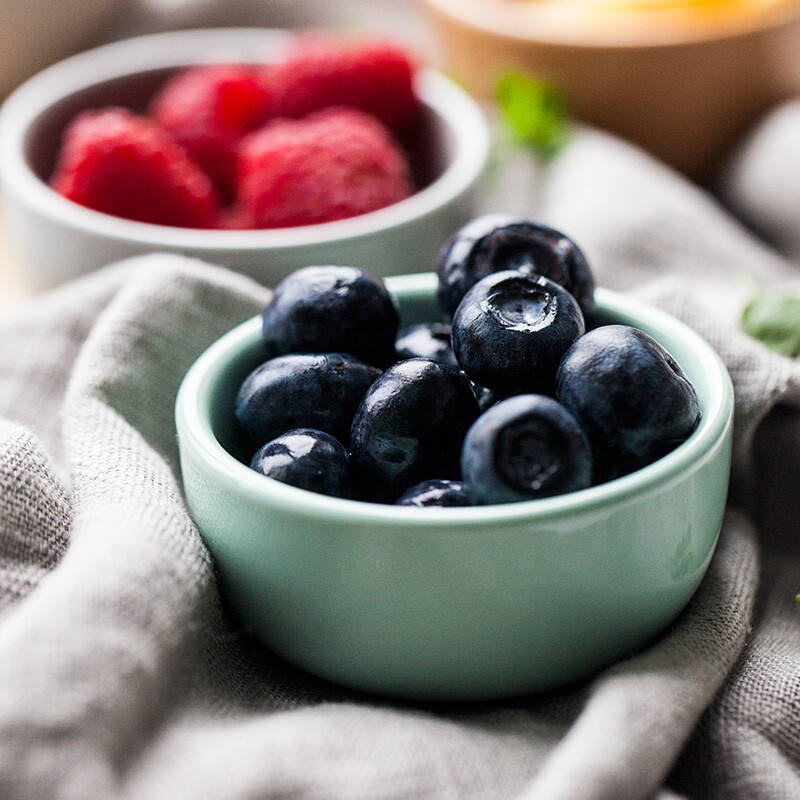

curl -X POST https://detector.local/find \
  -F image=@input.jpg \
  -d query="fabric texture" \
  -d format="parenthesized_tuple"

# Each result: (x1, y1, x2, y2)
(1, 3, 800, 798)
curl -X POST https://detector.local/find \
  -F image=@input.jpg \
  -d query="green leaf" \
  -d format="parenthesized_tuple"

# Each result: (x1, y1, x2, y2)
(495, 72, 571, 161)
(741, 288, 800, 357)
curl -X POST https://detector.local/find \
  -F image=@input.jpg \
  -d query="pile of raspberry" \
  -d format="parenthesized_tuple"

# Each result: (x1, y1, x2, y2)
(49, 35, 421, 230)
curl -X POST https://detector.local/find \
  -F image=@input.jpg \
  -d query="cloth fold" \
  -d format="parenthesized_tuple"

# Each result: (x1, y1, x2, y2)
(2, 45, 800, 800)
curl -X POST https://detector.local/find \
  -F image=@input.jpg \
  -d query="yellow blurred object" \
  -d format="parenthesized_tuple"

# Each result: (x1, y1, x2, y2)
(554, 0, 796, 41)
(458, 0, 800, 42)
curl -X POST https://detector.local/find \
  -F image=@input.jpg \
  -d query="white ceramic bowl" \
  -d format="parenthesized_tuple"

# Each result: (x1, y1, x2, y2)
(0, 28, 491, 291)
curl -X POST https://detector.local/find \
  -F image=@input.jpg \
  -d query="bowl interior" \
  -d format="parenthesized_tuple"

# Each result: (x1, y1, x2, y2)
(24, 63, 451, 209)
(186, 272, 732, 522)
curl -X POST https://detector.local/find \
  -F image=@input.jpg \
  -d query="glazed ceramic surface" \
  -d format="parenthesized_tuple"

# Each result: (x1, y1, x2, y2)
(175, 273, 733, 701)
(0, 28, 490, 290)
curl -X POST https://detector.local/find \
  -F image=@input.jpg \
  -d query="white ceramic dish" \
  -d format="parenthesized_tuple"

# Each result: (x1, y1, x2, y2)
(0, 28, 491, 291)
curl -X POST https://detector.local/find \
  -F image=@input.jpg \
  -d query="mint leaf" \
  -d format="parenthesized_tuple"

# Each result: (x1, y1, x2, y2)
(741, 288, 800, 357)
(495, 72, 570, 160)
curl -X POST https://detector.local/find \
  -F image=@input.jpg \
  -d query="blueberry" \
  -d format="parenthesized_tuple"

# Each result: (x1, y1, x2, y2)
(350, 358, 480, 503)
(437, 214, 595, 318)
(451, 270, 585, 396)
(396, 479, 472, 507)
(472, 383, 502, 413)
(261, 265, 399, 366)
(395, 322, 459, 370)
(236, 353, 381, 447)
(250, 428, 351, 498)
(461, 394, 593, 504)
(556, 325, 701, 482)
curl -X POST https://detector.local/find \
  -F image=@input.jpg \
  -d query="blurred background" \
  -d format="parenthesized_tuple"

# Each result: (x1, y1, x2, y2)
(3, 0, 800, 309)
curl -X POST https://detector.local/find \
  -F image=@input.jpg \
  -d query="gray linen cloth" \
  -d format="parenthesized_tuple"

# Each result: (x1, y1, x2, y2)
(1, 117, 800, 799)
(2, 1, 800, 794)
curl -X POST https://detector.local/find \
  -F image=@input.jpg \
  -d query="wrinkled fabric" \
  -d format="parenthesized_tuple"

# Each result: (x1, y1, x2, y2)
(0, 122, 798, 799)
(1, 1, 800, 795)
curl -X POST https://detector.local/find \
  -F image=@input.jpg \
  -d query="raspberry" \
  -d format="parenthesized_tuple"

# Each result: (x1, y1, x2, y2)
(150, 64, 275, 203)
(237, 107, 414, 229)
(269, 36, 421, 131)
(51, 108, 220, 228)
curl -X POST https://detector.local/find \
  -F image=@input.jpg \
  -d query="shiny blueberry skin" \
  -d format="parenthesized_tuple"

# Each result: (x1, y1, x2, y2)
(261, 265, 400, 366)
(451, 270, 585, 396)
(437, 214, 595, 318)
(395, 322, 459, 370)
(556, 325, 701, 482)
(350, 358, 480, 503)
(472, 383, 499, 413)
(250, 428, 352, 498)
(236, 353, 381, 448)
(396, 479, 472, 507)
(461, 394, 593, 505)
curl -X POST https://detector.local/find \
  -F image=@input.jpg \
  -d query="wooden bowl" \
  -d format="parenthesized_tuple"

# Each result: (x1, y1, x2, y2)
(419, 0, 800, 178)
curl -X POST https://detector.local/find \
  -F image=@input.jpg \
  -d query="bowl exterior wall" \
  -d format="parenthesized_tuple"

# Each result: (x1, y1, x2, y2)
(177, 422, 730, 701)
(0, 182, 479, 290)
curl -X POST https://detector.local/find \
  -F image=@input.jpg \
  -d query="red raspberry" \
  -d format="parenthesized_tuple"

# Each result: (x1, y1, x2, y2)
(269, 36, 421, 132)
(237, 107, 414, 229)
(51, 108, 220, 228)
(150, 64, 275, 203)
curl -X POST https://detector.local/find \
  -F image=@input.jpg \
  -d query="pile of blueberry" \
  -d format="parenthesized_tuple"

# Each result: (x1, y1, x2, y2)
(234, 214, 702, 507)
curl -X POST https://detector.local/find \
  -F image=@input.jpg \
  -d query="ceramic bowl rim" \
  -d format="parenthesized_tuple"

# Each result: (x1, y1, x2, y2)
(175, 273, 734, 527)
(0, 27, 490, 250)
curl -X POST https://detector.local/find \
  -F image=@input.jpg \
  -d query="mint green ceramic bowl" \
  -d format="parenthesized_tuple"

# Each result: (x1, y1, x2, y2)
(175, 272, 733, 701)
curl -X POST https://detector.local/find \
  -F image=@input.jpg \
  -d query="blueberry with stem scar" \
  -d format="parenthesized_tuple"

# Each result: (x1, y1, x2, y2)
(451, 270, 585, 396)
(461, 394, 593, 504)
(437, 214, 595, 318)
